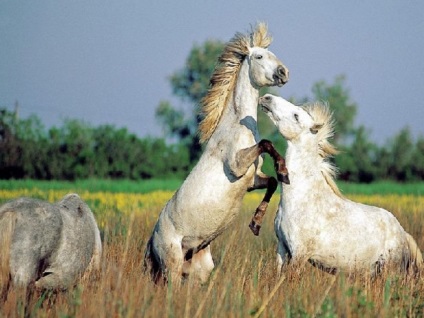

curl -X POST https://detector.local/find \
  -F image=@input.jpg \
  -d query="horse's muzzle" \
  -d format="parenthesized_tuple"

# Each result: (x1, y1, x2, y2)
(274, 65, 289, 86)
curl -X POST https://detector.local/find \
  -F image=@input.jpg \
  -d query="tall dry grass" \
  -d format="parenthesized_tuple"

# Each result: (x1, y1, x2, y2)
(1, 190, 424, 317)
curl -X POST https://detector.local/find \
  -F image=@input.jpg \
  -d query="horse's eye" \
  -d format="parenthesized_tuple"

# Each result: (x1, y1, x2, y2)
(294, 114, 299, 122)
(256, 55, 263, 60)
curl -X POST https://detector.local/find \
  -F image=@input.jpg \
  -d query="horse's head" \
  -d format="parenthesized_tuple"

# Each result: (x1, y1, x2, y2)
(247, 47, 289, 88)
(259, 94, 322, 141)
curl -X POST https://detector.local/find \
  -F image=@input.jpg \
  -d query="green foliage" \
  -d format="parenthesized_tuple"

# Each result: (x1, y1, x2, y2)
(310, 75, 357, 144)
(385, 127, 414, 181)
(411, 136, 424, 179)
(298, 76, 424, 183)
(0, 108, 191, 180)
(336, 126, 378, 182)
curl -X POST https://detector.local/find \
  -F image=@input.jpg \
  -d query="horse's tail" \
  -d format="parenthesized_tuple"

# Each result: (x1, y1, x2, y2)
(405, 232, 423, 272)
(143, 237, 163, 284)
(0, 203, 17, 299)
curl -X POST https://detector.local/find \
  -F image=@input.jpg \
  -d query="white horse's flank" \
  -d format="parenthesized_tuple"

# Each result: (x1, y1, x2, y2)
(144, 24, 289, 285)
(260, 94, 423, 274)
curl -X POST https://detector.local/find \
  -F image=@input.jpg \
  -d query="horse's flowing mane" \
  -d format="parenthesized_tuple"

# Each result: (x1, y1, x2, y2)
(302, 102, 344, 198)
(198, 23, 273, 144)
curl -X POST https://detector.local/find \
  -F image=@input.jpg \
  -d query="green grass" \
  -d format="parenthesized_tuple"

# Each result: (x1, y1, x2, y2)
(337, 181, 424, 196)
(0, 178, 183, 194)
(1, 179, 424, 195)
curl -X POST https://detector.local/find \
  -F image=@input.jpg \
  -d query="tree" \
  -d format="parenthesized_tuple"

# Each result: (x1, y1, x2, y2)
(310, 75, 357, 145)
(0, 108, 24, 178)
(336, 125, 377, 182)
(44, 119, 95, 180)
(411, 136, 424, 180)
(385, 127, 414, 181)
(0, 108, 50, 179)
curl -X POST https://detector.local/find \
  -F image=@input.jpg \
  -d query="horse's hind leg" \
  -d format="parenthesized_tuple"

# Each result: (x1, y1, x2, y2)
(184, 245, 214, 284)
(154, 235, 185, 288)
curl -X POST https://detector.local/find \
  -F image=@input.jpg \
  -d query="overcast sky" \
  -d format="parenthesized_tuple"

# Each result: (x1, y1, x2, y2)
(1, 1, 423, 144)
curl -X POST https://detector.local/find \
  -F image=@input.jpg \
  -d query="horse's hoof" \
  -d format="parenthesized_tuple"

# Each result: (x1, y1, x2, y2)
(249, 221, 261, 236)
(278, 173, 290, 185)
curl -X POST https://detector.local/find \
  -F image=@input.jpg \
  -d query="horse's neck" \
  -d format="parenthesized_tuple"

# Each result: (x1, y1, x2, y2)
(208, 59, 259, 147)
(232, 59, 259, 120)
(283, 141, 331, 199)
(218, 60, 259, 127)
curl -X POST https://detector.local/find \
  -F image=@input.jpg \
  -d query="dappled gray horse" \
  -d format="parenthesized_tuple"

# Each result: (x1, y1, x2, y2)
(0, 194, 101, 294)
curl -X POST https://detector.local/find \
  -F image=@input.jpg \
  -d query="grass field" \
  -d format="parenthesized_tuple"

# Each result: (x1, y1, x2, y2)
(1, 181, 424, 317)
(2, 179, 424, 195)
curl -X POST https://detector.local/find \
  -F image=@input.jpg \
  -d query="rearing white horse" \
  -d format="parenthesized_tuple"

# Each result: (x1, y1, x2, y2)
(259, 94, 423, 275)
(144, 23, 289, 285)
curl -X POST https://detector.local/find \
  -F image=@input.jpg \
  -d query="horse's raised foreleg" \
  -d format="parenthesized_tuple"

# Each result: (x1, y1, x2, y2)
(232, 139, 288, 183)
(234, 139, 288, 236)
(248, 171, 278, 236)
(257, 139, 289, 184)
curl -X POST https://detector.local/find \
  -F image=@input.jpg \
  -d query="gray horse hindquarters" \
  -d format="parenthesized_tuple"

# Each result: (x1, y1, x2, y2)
(0, 194, 102, 291)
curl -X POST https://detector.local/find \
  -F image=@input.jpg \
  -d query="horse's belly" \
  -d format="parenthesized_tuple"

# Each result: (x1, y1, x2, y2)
(310, 253, 377, 272)
(158, 154, 255, 251)
(183, 202, 241, 236)
(169, 196, 242, 252)
(309, 233, 396, 271)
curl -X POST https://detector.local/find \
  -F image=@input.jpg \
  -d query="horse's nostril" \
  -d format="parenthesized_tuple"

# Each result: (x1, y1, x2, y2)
(277, 65, 286, 76)
(275, 66, 289, 82)
(278, 66, 285, 76)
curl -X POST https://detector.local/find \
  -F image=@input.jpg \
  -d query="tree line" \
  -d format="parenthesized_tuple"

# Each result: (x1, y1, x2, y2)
(0, 109, 191, 180)
(1, 40, 423, 182)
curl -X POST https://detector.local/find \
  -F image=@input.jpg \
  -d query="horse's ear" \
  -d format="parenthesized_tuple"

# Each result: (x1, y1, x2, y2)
(310, 124, 323, 134)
